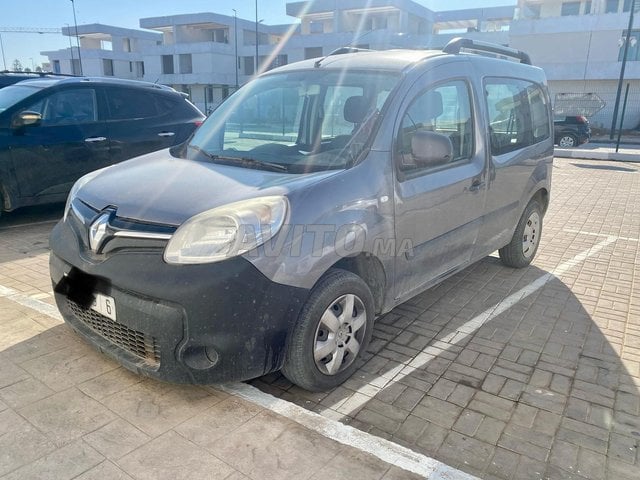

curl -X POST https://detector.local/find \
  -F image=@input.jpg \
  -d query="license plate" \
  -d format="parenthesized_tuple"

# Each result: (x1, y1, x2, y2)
(91, 293, 116, 321)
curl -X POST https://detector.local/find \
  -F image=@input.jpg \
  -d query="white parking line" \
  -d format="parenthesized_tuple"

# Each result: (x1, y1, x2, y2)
(563, 228, 639, 242)
(320, 235, 618, 417)
(0, 285, 62, 321)
(0, 284, 475, 479)
(222, 382, 476, 479)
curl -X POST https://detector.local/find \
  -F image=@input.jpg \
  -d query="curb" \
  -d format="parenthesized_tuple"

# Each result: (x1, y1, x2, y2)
(554, 148, 640, 162)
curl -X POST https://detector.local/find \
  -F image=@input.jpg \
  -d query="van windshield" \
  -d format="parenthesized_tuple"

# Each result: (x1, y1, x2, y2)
(0, 85, 42, 113)
(186, 70, 399, 173)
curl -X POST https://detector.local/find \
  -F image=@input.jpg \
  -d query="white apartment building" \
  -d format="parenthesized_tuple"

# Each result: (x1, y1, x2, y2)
(42, 24, 161, 79)
(42, 1, 517, 114)
(44, 0, 640, 129)
(510, 0, 640, 128)
(138, 12, 292, 113)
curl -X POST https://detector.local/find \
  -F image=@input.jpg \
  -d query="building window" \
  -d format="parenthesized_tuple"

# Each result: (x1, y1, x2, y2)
(618, 29, 640, 60)
(584, 1, 592, 14)
(310, 22, 324, 34)
(623, 0, 632, 11)
(270, 54, 288, 70)
(103, 59, 114, 76)
(304, 47, 323, 59)
(100, 40, 113, 51)
(71, 58, 81, 75)
(179, 54, 192, 74)
(521, 3, 542, 19)
(123, 38, 132, 52)
(206, 85, 214, 103)
(211, 28, 228, 43)
(222, 86, 229, 99)
(243, 56, 254, 75)
(52, 60, 61, 73)
(561, 2, 581, 15)
(605, 0, 619, 13)
(135, 61, 145, 78)
(162, 55, 174, 74)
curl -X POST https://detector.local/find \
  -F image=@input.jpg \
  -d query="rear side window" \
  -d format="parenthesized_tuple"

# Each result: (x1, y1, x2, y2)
(485, 78, 550, 156)
(155, 94, 180, 115)
(106, 88, 158, 120)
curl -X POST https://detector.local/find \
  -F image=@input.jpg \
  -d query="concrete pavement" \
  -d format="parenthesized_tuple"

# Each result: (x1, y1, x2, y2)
(1, 157, 639, 479)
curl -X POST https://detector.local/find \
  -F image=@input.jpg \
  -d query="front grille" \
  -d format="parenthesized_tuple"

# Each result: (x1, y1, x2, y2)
(67, 298, 160, 366)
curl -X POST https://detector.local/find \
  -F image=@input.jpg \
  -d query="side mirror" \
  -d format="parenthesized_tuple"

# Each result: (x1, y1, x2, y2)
(410, 130, 453, 168)
(11, 111, 42, 129)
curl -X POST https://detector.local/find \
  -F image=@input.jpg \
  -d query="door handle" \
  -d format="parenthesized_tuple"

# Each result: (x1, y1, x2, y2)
(158, 132, 175, 137)
(469, 180, 485, 192)
(84, 137, 107, 143)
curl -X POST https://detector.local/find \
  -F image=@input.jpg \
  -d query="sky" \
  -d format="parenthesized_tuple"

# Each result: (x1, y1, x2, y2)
(0, 0, 515, 70)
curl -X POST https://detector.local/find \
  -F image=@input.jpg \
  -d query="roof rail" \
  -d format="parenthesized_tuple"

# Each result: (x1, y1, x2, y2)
(442, 38, 531, 65)
(314, 46, 372, 68)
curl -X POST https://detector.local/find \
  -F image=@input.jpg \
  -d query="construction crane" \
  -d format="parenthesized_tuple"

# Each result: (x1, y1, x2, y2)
(0, 27, 64, 71)
(0, 27, 62, 34)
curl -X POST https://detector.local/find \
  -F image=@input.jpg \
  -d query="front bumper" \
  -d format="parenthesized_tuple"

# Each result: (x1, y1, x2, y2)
(49, 219, 309, 384)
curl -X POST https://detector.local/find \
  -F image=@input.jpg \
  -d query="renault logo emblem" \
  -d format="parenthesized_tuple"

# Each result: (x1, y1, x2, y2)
(89, 212, 111, 252)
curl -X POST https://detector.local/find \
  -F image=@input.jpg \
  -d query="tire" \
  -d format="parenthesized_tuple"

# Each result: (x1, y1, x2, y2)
(282, 269, 374, 392)
(557, 133, 577, 148)
(499, 199, 543, 268)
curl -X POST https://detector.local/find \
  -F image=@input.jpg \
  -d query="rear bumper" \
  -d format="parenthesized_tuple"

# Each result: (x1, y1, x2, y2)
(49, 220, 309, 384)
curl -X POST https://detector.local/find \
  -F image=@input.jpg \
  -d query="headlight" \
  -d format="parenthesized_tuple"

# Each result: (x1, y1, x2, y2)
(63, 167, 109, 222)
(164, 196, 288, 264)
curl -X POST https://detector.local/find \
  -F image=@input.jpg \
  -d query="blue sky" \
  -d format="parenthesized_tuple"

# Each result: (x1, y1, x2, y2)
(0, 0, 515, 70)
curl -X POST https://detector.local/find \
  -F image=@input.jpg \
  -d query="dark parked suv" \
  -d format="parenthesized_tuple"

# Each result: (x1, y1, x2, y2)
(0, 77, 204, 213)
(554, 115, 591, 147)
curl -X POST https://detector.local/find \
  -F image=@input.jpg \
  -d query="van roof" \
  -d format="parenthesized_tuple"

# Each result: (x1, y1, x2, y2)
(272, 49, 445, 73)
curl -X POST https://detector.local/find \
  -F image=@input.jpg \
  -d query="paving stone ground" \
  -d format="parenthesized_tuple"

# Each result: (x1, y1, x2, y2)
(0, 157, 639, 479)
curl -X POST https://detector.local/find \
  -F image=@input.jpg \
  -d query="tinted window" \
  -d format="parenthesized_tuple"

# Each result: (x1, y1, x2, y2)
(0, 85, 43, 113)
(154, 94, 179, 115)
(397, 80, 474, 172)
(106, 88, 158, 120)
(25, 88, 98, 126)
(485, 78, 550, 156)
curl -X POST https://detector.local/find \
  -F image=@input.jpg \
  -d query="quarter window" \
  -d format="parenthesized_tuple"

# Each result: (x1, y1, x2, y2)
(106, 88, 158, 120)
(485, 78, 550, 156)
(397, 80, 474, 173)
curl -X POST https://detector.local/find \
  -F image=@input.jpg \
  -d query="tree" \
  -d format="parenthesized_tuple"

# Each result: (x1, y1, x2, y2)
(12, 59, 23, 72)
(24, 67, 32, 73)
(35, 66, 43, 73)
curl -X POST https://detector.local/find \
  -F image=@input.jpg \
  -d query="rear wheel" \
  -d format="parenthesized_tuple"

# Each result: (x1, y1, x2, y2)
(558, 133, 577, 148)
(499, 200, 542, 268)
(282, 269, 374, 392)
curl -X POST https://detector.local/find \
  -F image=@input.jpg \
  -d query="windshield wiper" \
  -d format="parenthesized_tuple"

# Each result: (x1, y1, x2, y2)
(190, 146, 288, 172)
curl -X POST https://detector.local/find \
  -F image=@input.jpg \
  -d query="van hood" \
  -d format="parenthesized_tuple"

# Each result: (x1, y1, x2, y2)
(77, 149, 340, 226)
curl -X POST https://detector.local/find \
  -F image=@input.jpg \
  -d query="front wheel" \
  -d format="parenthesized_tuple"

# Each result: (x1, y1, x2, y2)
(282, 269, 374, 392)
(557, 134, 577, 148)
(499, 200, 543, 268)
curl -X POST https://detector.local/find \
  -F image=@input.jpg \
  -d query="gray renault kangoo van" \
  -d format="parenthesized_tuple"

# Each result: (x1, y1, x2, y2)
(50, 38, 553, 391)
